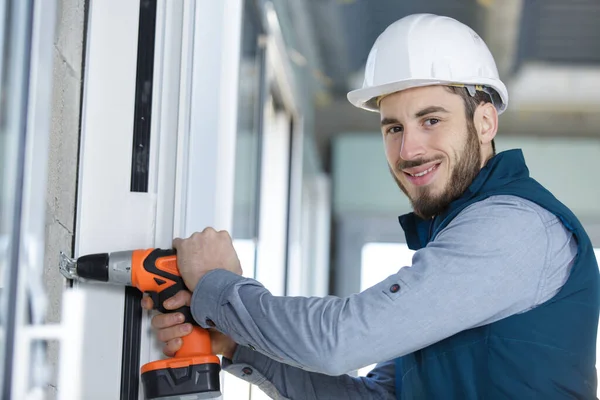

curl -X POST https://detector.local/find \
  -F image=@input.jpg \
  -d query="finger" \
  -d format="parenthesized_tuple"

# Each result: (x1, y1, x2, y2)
(156, 323, 193, 343)
(172, 237, 183, 249)
(163, 290, 192, 310)
(217, 230, 231, 239)
(141, 296, 154, 310)
(163, 338, 182, 357)
(151, 312, 186, 329)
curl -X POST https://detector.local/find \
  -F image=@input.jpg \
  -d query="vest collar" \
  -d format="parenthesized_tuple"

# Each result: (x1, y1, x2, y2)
(398, 149, 530, 250)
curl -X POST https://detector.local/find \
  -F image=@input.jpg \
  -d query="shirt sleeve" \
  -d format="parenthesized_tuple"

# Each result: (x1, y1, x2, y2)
(191, 195, 572, 376)
(221, 345, 396, 399)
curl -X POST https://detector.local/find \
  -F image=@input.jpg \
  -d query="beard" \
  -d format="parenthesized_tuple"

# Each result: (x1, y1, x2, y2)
(391, 123, 482, 219)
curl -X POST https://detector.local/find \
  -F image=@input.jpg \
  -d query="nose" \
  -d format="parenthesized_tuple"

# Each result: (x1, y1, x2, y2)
(399, 129, 426, 161)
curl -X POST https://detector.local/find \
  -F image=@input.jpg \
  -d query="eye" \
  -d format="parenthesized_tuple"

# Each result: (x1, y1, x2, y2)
(386, 126, 403, 134)
(424, 118, 440, 126)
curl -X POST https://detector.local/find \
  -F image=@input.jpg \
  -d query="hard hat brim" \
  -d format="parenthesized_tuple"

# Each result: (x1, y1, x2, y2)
(347, 78, 508, 114)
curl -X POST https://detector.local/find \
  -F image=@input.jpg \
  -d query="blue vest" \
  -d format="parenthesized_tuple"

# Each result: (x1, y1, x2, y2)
(395, 150, 599, 399)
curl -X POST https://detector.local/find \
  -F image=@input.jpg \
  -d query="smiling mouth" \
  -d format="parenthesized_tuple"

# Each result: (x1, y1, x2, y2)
(404, 162, 440, 177)
(407, 164, 438, 177)
(400, 162, 442, 187)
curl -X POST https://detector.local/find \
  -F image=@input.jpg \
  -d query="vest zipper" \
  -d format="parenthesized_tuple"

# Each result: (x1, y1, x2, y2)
(428, 217, 435, 241)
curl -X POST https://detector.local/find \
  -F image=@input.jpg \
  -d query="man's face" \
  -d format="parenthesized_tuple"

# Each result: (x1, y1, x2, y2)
(379, 86, 483, 219)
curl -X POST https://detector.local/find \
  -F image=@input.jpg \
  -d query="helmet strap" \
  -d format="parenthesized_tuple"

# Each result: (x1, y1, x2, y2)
(466, 84, 477, 97)
(461, 84, 502, 112)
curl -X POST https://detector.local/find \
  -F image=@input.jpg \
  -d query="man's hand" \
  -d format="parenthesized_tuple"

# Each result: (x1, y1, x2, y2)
(141, 290, 238, 358)
(173, 228, 242, 291)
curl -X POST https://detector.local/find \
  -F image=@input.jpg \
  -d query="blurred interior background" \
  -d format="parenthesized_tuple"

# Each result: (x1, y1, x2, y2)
(1, 0, 599, 399)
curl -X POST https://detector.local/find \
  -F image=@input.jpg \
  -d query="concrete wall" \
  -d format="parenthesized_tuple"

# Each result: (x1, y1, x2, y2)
(44, 0, 86, 397)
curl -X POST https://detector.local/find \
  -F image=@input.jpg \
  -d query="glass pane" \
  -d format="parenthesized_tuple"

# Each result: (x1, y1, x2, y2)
(0, 0, 36, 395)
(231, 0, 264, 242)
(224, 1, 264, 399)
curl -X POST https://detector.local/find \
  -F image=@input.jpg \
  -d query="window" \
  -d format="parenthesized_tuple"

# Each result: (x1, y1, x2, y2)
(231, 0, 264, 247)
(0, 1, 57, 397)
(225, 1, 265, 398)
(0, 2, 33, 392)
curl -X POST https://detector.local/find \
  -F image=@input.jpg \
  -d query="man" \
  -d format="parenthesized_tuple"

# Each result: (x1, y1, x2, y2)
(143, 14, 599, 399)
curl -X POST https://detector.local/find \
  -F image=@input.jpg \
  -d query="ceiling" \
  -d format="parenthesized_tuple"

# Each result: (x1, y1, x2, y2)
(516, 0, 600, 68)
(272, 0, 600, 170)
(307, 0, 482, 95)
(303, 0, 600, 94)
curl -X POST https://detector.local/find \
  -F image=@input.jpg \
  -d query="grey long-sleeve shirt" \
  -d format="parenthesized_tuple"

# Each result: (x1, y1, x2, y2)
(190, 195, 577, 399)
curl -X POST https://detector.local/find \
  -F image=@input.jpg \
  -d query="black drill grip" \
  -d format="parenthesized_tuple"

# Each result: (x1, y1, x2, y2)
(143, 248, 196, 325)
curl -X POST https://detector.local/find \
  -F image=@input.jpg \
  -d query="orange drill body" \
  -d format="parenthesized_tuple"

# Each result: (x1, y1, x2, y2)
(61, 248, 221, 399)
(129, 249, 220, 373)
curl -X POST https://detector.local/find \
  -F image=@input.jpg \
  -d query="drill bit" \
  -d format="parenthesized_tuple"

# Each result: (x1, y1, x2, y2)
(59, 251, 78, 280)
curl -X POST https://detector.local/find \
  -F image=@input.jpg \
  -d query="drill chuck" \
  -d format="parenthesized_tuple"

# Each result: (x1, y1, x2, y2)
(72, 253, 109, 281)
(59, 250, 133, 286)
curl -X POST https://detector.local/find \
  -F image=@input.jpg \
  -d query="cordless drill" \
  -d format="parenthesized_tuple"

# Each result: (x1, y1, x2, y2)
(59, 248, 221, 400)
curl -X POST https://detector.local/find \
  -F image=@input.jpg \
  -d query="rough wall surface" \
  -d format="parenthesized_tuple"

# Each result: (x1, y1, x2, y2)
(44, 0, 86, 397)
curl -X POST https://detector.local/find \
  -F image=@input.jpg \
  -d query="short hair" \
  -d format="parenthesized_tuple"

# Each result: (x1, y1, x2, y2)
(445, 86, 496, 155)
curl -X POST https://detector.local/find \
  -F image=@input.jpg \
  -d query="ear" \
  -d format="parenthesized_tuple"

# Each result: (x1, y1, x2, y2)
(474, 102, 498, 145)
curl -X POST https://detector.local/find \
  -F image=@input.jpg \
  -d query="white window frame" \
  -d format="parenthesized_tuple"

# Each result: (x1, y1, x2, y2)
(253, 2, 304, 296)
(177, 2, 244, 400)
(147, 2, 246, 399)
(250, 2, 310, 301)
(139, 0, 188, 385)
(247, 4, 305, 399)
(176, 0, 242, 236)
(71, 0, 325, 398)
(254, 96, 292, 297)
(74, 1, 158, 398)
(74, 0, 245, 398)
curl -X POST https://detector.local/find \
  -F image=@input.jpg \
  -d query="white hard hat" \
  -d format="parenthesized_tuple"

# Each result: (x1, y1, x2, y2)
(347, 13, 509, 114)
